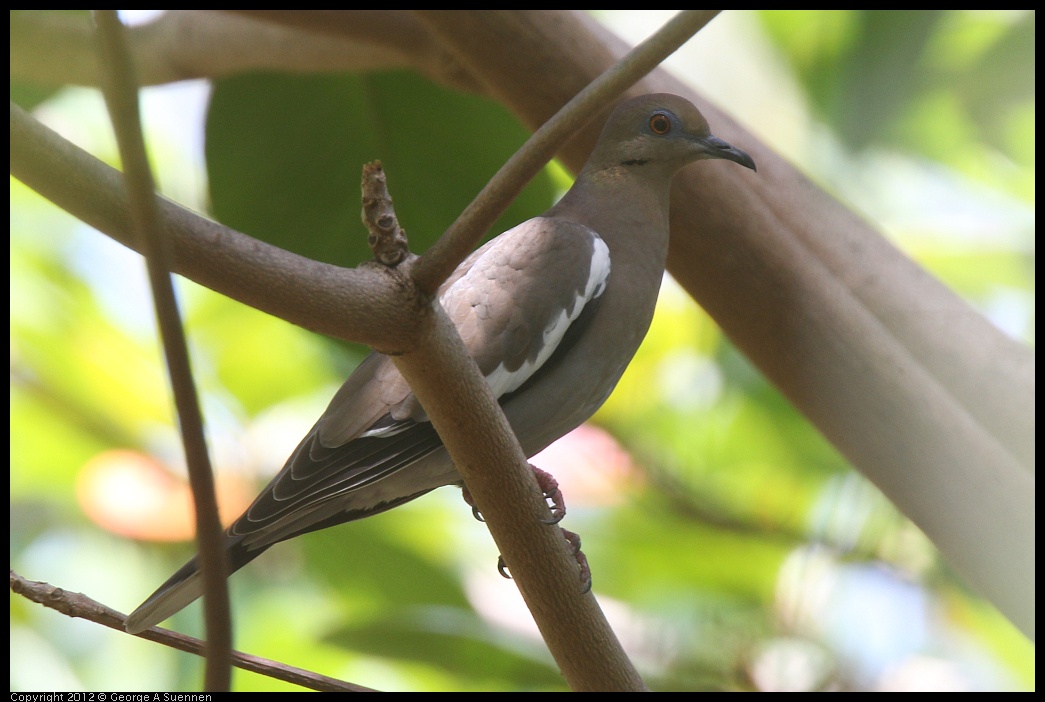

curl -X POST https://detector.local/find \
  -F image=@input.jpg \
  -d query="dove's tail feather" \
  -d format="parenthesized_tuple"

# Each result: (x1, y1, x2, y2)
(124, 487, 439, 634)
(125, 554, 213, 634)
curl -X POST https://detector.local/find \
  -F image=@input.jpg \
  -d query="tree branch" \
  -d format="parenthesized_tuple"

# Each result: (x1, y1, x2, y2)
(229, 10, 480, 92)
(9, 571, 374, 692)
(93, 10, 231, 689)
(10, 100, 425, 355)
(10, 10, 479, 92)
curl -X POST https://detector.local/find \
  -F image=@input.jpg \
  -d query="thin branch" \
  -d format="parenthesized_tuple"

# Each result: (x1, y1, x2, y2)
(9, 571, 374, 692)
(409, 9, 720, 295)
(92, 10, 230, 689)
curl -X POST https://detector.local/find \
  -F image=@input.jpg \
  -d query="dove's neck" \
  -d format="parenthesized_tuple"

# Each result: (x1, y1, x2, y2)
(548, 163, 677, 272)
(540, 163, 681, 362)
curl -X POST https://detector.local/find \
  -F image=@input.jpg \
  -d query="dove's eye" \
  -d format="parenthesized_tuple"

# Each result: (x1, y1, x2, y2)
(649, 113, 672, 135)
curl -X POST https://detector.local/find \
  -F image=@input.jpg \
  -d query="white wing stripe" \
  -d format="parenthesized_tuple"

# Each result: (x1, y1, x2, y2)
(486, 236, 610, 397)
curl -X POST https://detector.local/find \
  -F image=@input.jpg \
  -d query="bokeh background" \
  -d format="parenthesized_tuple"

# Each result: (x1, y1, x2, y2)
(10, 10, 1034, 691)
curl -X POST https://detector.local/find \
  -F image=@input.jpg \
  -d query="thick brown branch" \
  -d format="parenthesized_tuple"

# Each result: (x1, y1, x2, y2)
(10, 101, 425, 356)
(229, 10, 480, 92)
(10, 10, 478, 92)
(389, 307, 648, 691)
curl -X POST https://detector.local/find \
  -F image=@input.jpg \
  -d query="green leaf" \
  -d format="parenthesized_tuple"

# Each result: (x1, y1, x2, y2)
(206, 71, 558, 268)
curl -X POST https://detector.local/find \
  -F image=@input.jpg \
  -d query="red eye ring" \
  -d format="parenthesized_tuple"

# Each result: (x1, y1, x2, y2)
(649, 113, 672, 135)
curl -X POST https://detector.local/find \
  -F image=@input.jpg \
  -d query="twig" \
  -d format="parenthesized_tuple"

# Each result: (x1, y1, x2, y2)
(9, 571, 374, 693)
(360, 161, 412, 267)
(92, 10, 231, 689)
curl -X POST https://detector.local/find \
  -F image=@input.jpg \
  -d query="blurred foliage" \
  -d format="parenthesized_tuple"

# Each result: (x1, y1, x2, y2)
(759, 9, 1035, 200)
(9, 9, 1034, 693)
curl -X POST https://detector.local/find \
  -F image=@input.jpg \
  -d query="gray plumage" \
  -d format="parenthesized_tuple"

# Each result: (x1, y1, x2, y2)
(125, 93, 755, 634)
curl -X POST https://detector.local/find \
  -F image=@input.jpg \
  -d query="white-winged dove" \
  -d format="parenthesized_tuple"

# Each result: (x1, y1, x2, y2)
(124, 93, 756, 634)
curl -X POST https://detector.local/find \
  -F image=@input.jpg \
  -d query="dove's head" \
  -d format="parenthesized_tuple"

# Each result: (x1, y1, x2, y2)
(589, 93, 756, 176)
